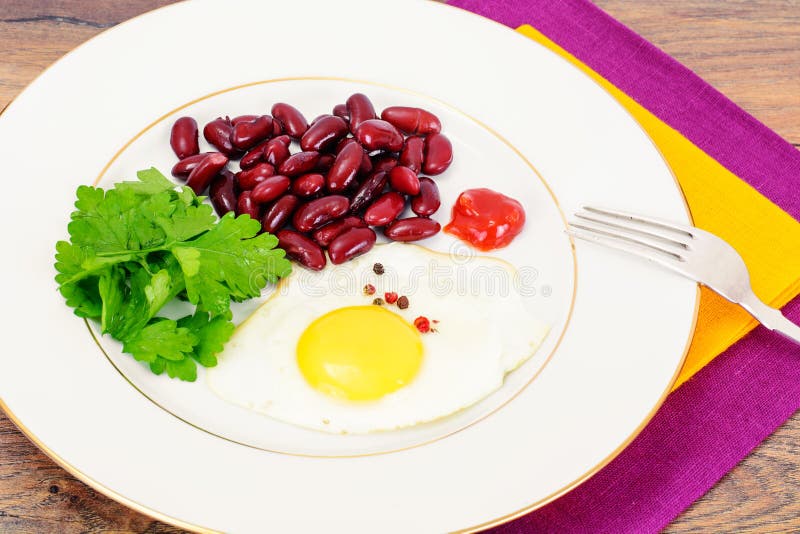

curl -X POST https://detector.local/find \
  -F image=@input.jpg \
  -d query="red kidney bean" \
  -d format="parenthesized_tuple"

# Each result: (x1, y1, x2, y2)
(328, 227, 377, 265)
(239, 138, 271, 170)
(410, 177, 441, 216)
(371, 153, 398, 173)
(335, 139, 368, 169)
(277, 229, 326, 271)
(384, 217, 441, 241)
(237, 162, 275, 190)
(271, 103, 309, 138)
(292, 173, 325, 197)
(359, 150, 373, 176)
(236, 191, 261, 220)
(186, 152, 228, 194)
(388, 165, 421, 195)
(423, 133, 453, 175)
(381, 106, 441, 135)
(273, 134, 292, 146)
(363, 192, 405, 226)
(231, 114, 258, 126)
(251, 175, 291, 204)
(333, 103, 349, 121)
(350, 171, 388, 212)
(355, 119, 403, 151)
(271, 118, 284, 136)
(300, 115, 348, 152)
(399, 135, 424, 174)
(203, 117, 239, 157)
(311, 216, 367, 247)
(232, 115, 273, 150)
(346, 93, 376, 133)
(327, 141, 363, 192)
(292, 195, 350, 232)
(261, 194, 299, 234)
(335, 137, 357, 154)
(264, 136, 291, 167)
(209, 169, 238, 217)
(170, 117, 199, 159)
(278, 151, 320, 177)
(315, 153, 335, 173)
(172, 152, 213, 179)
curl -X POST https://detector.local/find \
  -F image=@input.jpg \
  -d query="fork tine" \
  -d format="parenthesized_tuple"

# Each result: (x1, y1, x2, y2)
(569, 222, 686, 261)
(567, 223, 690, 276)
(580, 206, 695, 239)
(574, 212, 690, 250)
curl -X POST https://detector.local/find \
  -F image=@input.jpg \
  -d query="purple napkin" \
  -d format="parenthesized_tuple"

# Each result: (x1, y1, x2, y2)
(447, 1, 800, 531)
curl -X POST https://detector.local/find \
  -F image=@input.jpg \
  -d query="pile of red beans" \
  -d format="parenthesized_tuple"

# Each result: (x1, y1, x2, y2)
(169, 93, 452, 270)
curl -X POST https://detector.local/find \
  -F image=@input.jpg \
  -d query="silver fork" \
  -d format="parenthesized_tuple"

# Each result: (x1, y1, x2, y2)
(568, 206, 800, 345)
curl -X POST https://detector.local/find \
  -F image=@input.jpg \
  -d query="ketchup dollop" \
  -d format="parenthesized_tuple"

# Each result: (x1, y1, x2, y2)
(444, 188, 526, 251)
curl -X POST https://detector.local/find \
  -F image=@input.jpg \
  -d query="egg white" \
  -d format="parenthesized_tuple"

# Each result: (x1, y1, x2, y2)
(207, 243, 549, 434)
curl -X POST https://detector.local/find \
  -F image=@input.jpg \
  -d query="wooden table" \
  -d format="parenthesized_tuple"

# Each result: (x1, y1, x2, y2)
(1, 1, 798, 532)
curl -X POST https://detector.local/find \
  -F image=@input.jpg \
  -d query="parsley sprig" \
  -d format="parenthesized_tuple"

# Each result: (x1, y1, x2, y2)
(54, 168, 292, 381)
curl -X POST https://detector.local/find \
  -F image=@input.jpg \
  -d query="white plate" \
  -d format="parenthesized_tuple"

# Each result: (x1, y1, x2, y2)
(0, 0, 698, 532)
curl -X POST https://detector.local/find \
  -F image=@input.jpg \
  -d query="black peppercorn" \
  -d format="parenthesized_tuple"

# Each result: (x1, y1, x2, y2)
(397, 295, 409, 309)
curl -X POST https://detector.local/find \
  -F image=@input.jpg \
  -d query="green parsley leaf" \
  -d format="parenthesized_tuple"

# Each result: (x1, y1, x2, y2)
(164, 356, 198, 382)
(59, 276, 103, 319)
(116, 167, 178, 196)
(172, 213, 291, 316)
(122, 319, 198, 363)
(68, 186, 162, 254)
(98, 266, 125, 334)
(54, 241, 116, 316)
(148, 355, 199, 382)
(177, 310, 235, 367)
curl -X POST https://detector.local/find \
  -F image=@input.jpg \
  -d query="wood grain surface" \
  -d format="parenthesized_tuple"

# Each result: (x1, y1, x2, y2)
(1, 1, 798, 532)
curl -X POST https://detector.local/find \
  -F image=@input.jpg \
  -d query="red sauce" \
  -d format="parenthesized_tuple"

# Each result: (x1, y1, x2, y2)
(444, 188, 526, 251)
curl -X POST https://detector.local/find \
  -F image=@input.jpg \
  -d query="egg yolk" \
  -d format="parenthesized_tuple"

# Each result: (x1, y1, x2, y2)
(297, 306, 424, 401)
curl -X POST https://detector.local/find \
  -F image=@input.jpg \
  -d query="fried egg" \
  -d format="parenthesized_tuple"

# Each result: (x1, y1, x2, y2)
(207, 243, 549, 434)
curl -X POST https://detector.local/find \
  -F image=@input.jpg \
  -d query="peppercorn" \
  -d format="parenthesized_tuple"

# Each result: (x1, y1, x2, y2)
(384, 291, 398, 304)
(397, 295, 409, 309)
(414, 316, 431, 333)
(372, 297, 384, 306)
(373, 263, 384, 275)
(363, 283, 376, 295)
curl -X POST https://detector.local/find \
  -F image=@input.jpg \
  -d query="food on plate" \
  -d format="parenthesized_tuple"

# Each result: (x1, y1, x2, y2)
(388, 165, 421, 195)
(270, 102, 309, 138)
(384, 217, 441, 241)
(168, 92, 452, 268)
(171, 152, 213, 179)
(207, 243, 549, 434)
(363, 191, 405, 226)
(53, 168, 292, 381)
(327, 226, 377, 265)
(169, 116, 199, 159)
(301, 115, 349, 152)
(422, 132, 453, 175)
(232, 115, 273, 151)
(261, 194, 300, 234)
(444, 188, 526, 251)
(410, 177, 441, 216)
(209, 169, 238, 216)
(202, 116, 239, 157)
(186, 152, 228, 194)
(380, 106, 442, 135)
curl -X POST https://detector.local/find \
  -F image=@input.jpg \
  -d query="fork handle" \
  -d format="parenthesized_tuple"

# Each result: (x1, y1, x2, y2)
(740, 292, 800, 346)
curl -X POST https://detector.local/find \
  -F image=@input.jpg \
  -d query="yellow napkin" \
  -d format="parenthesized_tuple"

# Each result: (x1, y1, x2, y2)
(517, 25, 800, 388)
